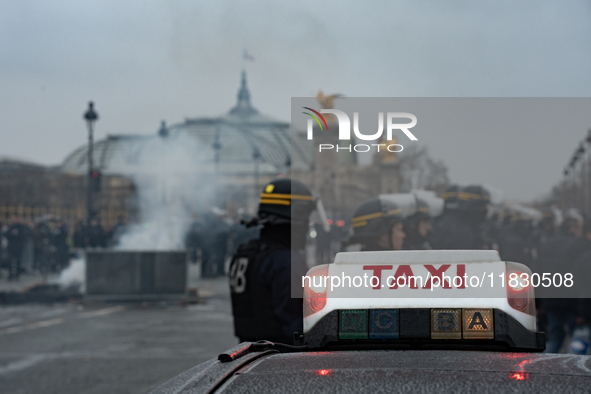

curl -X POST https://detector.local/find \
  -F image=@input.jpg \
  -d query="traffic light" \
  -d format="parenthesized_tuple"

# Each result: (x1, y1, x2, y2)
(89, 171, 102, 192)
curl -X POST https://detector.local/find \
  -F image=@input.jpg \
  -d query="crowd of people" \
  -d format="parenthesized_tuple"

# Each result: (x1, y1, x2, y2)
(185, 211, 260, 278)
(0, 215, 126, 281)
(343, 184, 591, 353)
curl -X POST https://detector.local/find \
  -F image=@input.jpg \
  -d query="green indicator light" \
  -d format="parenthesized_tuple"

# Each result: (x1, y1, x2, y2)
(339, 310, 369, 340)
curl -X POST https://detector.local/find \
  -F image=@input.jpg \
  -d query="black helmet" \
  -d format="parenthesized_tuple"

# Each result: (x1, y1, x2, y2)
(457, 185, 490, 212)
(413, 196, 432, 221)
(442, 185, 460, 210)
(257, 178, 315, 226)
(539, 208, 555, 224)
(351, 196, 404, 242)
(510, 206, 537, 223)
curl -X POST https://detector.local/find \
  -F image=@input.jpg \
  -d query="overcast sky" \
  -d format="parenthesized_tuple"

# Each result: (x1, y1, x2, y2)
(1, 1, 590, 201)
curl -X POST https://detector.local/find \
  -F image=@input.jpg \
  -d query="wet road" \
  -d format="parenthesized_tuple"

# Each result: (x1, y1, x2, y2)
(0, 276, 235, 394)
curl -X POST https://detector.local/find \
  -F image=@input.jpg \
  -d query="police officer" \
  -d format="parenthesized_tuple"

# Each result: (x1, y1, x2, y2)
(537, 209, 558, 241)
(314, 221, 332, 264)
(574, 220, 591, 331)
(536, 211, 584, 353)
(52, 219, 69, 271)
(349, 195, 406, 251)
(229, 179, 316, 344)
(497, 207, 535, 267)
(430, 185, 490, 250)
(403, 196, 433, 250)
(5, 216, 29, 280)
(86, 219, 107, 248)
(72, 220, 87, 249)
(33, 218, 52, 274)
(531, 208, 558, 263)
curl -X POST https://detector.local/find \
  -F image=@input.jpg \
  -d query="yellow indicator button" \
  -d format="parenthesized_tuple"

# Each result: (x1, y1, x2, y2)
(431, 309, 461, 339)
(462, 309, 494, 339)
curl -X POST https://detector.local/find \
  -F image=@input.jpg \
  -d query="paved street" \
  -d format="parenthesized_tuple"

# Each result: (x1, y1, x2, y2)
(0, 269, 236, 394)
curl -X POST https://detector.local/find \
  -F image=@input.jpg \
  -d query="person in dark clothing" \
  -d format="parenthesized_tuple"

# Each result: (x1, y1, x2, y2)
(107, 215, 127, 247)
(33, 220, 52, 274)
(315, 221, 332, 264)
(5, 216, 29, 280)
(185, 221, 202, 265)
(574, 221, 591, 324)
(536, 213, 584, 353)
(430, 185, 490, 250)
(51, 219, 69, 271)
(228, 217, 260, 256)
(498, 207, 535, 268)
(73, 221, 87, 249)
(537, 209, 558, 243)
(530, 208, 558, 264)
(403, 197, 433, 250)
(194, 213, 230, 278)
(229, 179, 316, 344)
(86, 219, 107, 248)
(349, 195, 406, 252)
(528, 208, 558, 334)
(210, 215, 230, 277)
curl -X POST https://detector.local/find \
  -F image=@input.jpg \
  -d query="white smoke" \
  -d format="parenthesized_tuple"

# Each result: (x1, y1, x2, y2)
(114, 131, 216, 251)
(58, 257, 86, 292)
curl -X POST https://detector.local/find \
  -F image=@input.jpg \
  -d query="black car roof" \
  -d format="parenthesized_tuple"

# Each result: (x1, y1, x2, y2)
(151, 347, 591, 394)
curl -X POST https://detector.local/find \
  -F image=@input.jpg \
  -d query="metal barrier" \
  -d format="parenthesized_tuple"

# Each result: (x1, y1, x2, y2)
(86, 251, 187, 300)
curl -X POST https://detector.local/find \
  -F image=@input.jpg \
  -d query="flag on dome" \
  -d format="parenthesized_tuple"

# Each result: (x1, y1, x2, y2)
(243, 49, 254, 62)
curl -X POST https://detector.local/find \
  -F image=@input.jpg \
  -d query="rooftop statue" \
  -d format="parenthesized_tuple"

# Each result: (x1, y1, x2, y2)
(316, 91, 343, 110)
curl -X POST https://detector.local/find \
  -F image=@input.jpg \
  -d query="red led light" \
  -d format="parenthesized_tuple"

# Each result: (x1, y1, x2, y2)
(336, 220, 345, 227)
(509, 372, 529, 381)
(309, 295, 327, 313)
(303, 265, 329, 318)
(326, 219, 333, 225)
(507, 273, 529, 311)
(315, 369, 332, 376)
(506, 264, 534, 314)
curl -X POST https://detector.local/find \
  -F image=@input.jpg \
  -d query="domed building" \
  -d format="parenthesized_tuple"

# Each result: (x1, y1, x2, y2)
(61, 72, 313, 215)
(57, 71, 408, 224)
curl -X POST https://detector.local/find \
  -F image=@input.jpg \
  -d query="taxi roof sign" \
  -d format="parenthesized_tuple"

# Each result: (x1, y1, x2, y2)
(333, 250, 501, 265)
(299, 249, 544, 352)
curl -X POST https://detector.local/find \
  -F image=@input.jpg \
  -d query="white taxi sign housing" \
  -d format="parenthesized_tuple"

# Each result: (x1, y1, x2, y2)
(302, 250, 536, 335)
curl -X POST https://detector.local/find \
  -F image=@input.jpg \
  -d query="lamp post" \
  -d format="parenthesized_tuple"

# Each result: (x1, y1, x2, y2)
(84, 101, 99, 224)
(253, 147, 261, 205)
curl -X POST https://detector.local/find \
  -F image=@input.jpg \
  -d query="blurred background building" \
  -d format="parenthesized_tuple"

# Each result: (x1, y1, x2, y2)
(0, 72, 452, 230)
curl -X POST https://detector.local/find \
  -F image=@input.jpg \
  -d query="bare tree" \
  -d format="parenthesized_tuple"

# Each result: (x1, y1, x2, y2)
(397, 145, 449, 194)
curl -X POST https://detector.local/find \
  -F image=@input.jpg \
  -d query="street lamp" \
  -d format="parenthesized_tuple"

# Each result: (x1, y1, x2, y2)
(253, 147, 261, 204)
(84, 101, 99, 224)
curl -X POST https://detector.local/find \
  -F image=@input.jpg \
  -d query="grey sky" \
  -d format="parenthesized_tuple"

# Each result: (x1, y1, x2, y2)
(1, 1, 591, 201)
